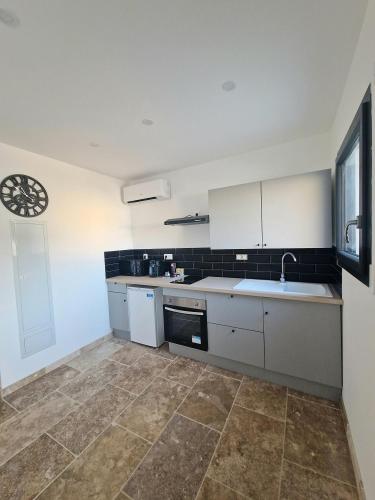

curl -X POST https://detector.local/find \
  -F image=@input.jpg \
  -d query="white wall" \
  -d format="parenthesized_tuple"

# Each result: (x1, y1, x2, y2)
(128, 133, 331, 248)
(0, 142, 132, 389)
(330, 0, 375, 497)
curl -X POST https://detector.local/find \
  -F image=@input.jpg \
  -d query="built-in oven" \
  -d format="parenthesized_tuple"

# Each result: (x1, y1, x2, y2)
(163, 296, 208, 351)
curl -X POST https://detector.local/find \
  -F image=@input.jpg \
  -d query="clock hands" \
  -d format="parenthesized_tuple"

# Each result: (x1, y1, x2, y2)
(19, 186, 34, 201)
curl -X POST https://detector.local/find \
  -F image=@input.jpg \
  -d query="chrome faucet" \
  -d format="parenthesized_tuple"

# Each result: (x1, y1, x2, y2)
(280, 252, 297, 283)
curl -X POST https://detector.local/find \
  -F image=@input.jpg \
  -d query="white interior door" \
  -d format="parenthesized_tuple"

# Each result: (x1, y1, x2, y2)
(11, 221, 55, 357)
(209, 182, 262, 249)
(261, 170, 332, 248)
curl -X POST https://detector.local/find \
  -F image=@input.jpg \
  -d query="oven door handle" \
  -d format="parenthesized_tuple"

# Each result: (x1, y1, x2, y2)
(164, 306, 204, 316)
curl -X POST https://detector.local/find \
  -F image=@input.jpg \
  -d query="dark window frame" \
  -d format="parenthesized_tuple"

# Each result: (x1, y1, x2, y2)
(335, 85, 372, 286)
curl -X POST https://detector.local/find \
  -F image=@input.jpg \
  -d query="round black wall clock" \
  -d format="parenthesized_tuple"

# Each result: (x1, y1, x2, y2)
(0, 174, 49, 217)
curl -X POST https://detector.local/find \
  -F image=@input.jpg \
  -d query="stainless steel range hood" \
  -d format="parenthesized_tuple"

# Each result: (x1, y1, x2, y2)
(164, 214, 209, 226)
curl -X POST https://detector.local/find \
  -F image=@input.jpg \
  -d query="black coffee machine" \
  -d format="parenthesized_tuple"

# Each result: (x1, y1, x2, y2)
(149, 259, 167, 277)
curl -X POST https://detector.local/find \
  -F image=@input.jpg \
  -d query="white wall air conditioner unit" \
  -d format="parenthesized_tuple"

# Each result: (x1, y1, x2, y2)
(122, 179, 171, 204)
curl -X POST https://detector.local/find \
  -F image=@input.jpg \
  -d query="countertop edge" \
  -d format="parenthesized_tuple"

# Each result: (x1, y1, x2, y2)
(106, 276, 343, 305)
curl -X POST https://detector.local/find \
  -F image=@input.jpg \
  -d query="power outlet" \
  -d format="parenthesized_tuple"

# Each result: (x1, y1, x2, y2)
(164, 253, 173, 260)
(236, 254, 248, 261)
(143, 253, 148, 260)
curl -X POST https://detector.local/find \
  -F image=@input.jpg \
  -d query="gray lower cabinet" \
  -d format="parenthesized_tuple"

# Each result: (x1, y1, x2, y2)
(108, 291, 129, 333)
(206, 293, 263, 332)
(263, 299, 342, 387)
(208, 323, 264, 368)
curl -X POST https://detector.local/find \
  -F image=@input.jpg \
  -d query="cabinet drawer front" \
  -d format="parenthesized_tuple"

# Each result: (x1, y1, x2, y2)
(107, 282, 127, 294)
(208, 323, 264, 367)
(206, 293, 263, 331)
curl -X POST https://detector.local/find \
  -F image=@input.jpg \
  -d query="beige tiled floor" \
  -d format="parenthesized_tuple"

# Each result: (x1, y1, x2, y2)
(0, 338, 358, 500)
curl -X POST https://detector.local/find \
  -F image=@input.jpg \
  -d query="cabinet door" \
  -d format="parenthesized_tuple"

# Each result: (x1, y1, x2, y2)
(261, 170, 332, 248)
(108, 292, 129, 332)
(208, 323, 264, 367)
(264, 299, 341, 387)
(206, 293, 263, 332)
(209, 182, 262, 249)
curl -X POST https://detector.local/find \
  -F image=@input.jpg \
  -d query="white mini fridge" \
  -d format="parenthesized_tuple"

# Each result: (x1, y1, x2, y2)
(128, 286, 164, 347)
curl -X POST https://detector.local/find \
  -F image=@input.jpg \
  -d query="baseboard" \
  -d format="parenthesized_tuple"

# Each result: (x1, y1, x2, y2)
(341, 400, 366, 500)
(1, 331, 113, 397)
(169, 343, 342, 401)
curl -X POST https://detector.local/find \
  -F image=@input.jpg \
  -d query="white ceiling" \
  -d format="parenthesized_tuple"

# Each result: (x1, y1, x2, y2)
(0, 0, 367, 180)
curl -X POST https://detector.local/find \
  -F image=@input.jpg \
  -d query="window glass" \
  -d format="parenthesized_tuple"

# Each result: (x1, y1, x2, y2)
(342, 139, 360, 256)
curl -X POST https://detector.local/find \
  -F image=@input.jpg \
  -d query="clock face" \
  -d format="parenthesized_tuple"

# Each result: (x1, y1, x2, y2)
(0, 174, 49, 217)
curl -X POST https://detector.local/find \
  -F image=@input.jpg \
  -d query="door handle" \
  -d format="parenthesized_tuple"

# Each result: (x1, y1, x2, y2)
(164, 306, 204, 316)
(345, 216, 362, 243)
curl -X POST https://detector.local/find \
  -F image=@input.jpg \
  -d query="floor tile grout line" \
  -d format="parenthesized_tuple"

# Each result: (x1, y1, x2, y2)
(0, 343, 177, 474)
(173, 367, 207, 414)
(59, 354, 163, 403)
(117, 410, 182, 498)
(1, 338, 132, 402)
(201, 368, 244, 385)
(55, 389, 84, 406)
(117, 363, 202, 500)
(0, 389, 82, 468)
(175, 369, 243, 432)
(277, 387, 289, 499)
(108, 356, 137, 368)
(45, 431, 77, 458)
(45, 383, 139, 458)
(2, 363, 82, 403)
(233, 402, 287, 423)
(204, 364, 244, 382)
(113, 375, 191, 432)
(3, 368, 82, 414)
(34, 419, 118, 499)
(0, 369, 130, 471)
(113, 422, 154, 446)
(112, 359, 174, 398)
(1, 398, 20, 414)
(174, 411, 222, 434)
(157, 374, 192, 389)
(194, 372, 245, 500)
(287, 392, 340, 411)
(114, 380, 150, 398)
(283, 458, 358, 489)
(0, 404, 22, 429)
(200, 476, 251, 499)
(66, 350, 125, 373)
(106, 382, 140, 399)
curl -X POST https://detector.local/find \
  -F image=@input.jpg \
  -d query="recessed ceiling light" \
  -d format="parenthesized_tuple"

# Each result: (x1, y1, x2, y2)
(222, 80, 236, 92)
(142, 119, 154, 126)
(0, 8, 20, 28)
(89, 142, 99, 147)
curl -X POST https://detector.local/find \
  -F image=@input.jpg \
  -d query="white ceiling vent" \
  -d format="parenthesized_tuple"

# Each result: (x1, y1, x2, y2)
(122, 179, 171, 204)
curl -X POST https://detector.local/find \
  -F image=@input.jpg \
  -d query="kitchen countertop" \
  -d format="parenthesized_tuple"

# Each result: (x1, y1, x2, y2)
(106, 275, 343, 305)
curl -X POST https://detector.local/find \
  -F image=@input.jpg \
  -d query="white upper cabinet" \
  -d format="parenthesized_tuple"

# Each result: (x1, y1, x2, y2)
(209, 182, 262, 249)
(208, 169, 332, 249)
(261, 170, 332, 248)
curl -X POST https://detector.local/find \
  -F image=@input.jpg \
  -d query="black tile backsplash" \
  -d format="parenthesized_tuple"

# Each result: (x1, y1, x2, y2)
(104, 247, 341, 283)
